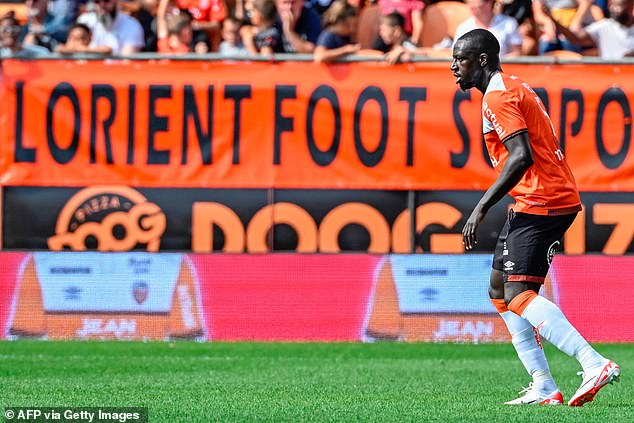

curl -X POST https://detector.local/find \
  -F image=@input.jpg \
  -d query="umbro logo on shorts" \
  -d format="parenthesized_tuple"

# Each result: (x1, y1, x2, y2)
(504, 260, 515, 271)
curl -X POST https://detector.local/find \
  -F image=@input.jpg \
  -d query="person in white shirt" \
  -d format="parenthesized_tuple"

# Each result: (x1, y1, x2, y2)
(542, 0, 634, 58)
(77, 0, 145, 55)
(454, 0, 523, 56)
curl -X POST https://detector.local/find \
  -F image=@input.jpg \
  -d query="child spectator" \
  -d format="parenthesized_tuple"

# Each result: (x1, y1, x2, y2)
(313, 0, 360, 62)
(176, 0, 227, 51)
(243, 0, 284, 54)
(55, 22, 97, 53)
(377, 0, 423, 45)
(219, 15, 249, 55)
(157, 0, 194, 53)
(373, 12, 417, 51)
(159, 13, 194, 53)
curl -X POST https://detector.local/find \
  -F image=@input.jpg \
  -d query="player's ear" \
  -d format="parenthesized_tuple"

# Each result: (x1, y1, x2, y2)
(479, 53, 488, 68)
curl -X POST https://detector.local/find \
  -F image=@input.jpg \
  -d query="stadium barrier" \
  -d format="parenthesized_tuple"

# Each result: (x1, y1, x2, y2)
(1, 252, 633, 343)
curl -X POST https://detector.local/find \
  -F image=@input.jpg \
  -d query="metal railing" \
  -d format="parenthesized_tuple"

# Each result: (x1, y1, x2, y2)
(3, 52, 634, 65)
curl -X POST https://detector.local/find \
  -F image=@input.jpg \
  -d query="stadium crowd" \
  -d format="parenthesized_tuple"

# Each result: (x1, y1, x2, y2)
(0, 0, 632, 60)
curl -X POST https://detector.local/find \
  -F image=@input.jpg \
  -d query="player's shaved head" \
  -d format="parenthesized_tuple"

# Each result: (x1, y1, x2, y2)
(455, 29, 501, 70)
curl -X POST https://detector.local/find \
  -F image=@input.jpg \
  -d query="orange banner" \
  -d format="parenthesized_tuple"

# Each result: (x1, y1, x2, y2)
(0, 59, 632, 190)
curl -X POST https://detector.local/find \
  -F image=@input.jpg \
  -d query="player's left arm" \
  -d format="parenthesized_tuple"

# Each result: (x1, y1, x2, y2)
(462, 132, 534, 250)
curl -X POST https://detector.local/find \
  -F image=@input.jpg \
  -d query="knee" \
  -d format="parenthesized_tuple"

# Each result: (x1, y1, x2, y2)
(489, 285, 504, 300)
(504, 290, 518, 306)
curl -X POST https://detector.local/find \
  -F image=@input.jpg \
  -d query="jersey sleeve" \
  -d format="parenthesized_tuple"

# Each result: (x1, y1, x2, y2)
(483, 89, 527, 142)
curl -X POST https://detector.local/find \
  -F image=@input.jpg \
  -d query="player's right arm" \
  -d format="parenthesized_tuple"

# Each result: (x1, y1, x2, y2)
(462, 131, 534, 250)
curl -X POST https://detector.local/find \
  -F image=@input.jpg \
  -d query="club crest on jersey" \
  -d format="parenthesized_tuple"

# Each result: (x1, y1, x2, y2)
(483, 102, 507, 139)
(547, 241, 561, 265)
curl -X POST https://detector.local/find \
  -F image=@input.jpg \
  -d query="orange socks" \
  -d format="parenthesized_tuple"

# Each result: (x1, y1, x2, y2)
(508, 290, 538, 316)
(490, 298, 508, 313)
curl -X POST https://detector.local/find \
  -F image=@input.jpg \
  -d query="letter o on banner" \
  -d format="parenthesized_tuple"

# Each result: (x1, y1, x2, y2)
(47, 82, 81, 164)
(306, 84, 341, 166)
(192, 203, 245, 253)
(247, 203, 318, 253)
(392, 203, 464, 253)
(595, 87, 631, 170)
(319, 203, 390, 253)
(353, 86, 389, 167)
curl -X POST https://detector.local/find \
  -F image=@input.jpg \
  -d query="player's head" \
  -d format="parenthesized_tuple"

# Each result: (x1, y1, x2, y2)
(451, 29, 501, 92)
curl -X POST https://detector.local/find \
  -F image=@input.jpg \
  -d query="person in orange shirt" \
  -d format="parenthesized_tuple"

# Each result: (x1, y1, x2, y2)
(157, 12, 194, 53)
(176, 0, 227, 51)
(157, 0, 209, 53)
(451, 28, 620, 407)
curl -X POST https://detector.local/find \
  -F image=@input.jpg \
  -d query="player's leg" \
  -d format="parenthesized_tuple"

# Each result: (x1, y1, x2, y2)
(504, 212, 620, 407)
(490, 215, 560, 405)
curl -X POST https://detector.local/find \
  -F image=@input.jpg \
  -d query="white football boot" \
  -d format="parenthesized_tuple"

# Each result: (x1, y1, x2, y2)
(568, 360, 620, 407)
(504, 382, 564, 405)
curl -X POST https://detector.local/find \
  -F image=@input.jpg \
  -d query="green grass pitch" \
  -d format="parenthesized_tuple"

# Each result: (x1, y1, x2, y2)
(1, 341, 631, 422)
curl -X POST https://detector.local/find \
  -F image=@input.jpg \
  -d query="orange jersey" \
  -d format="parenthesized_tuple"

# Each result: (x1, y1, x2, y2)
(482, 72, 581, 215)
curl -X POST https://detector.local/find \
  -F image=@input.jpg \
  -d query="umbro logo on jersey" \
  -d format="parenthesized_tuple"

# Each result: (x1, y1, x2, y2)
(504, 261, 515, 271)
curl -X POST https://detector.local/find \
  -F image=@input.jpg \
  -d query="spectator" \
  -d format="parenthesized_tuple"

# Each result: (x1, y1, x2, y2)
(77, 0, 145, 55)
(21, 0, 57, 51)
(55, 22, 107, 53)
(377, 0, 423, 46)
(49, 0, 83, 40)
(276, 0, 322, 53)
(373, 12, 416, 50)
(157, 2, 194, 53)
(21, 0, 82, 47)
(175, 0, 227, 51)
(454, 0, 523, 56)
(313, 0, 359, 62)
(374, 12, 420, 63)
(533, 0, 594, 53)
(498, 0, 539, 54)
(219, 15, 248, 54)
(542, 0, 634, 58)
(0, 12, 50, 57)
(243, 0, 284, 54)
(119, 0, 159, 52)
